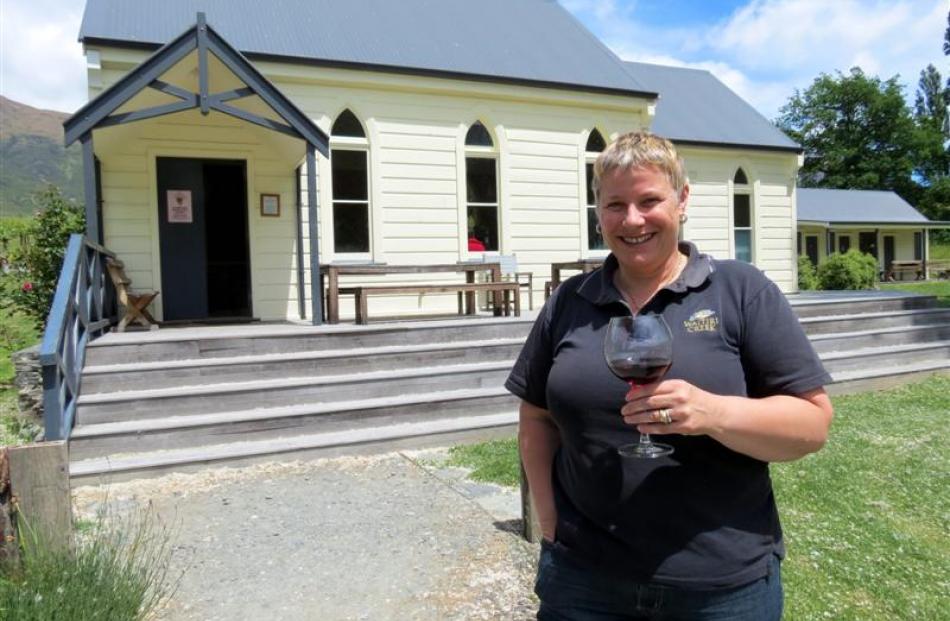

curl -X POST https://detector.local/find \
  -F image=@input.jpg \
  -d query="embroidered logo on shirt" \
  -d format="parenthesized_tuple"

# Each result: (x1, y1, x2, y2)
(684, 309, 719, 333)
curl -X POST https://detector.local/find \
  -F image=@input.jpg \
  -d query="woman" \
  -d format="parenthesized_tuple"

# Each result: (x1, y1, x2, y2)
(506, 132, 833, 620)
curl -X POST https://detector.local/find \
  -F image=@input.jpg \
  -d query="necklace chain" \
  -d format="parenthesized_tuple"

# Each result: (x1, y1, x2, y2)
(619, 253, 686, 312)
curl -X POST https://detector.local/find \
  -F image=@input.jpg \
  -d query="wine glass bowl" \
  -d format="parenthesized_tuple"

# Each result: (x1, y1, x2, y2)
(604, 314, 675, 458)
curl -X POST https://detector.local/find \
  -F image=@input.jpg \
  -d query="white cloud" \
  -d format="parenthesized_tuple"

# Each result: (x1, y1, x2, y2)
(706, 0, 947, 94)
(0, 0, 87, 112)
(563, 0, 948, 120)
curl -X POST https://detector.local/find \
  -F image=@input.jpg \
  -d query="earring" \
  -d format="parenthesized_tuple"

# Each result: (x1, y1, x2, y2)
(679, 213, 688, 224)
(595, 223, 602, 235)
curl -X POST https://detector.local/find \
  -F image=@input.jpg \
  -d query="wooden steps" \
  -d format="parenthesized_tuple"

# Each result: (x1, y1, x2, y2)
(69, 294, 950, 482)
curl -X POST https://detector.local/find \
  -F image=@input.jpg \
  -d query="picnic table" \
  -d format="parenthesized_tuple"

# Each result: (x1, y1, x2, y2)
(546, 258, 605, 297)
(886, 260, 924, 281)
(320, 262, 503, 324)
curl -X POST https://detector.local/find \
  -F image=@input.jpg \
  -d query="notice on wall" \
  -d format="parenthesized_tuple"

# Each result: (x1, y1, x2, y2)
(167, 190, 193, 223)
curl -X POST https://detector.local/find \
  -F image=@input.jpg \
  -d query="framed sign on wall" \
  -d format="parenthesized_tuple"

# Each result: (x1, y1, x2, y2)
(260, 193, 280, 217)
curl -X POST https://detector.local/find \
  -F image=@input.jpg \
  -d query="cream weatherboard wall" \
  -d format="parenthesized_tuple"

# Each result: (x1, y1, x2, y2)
(87, 45, 652, 319)
(677, 146, 800, 292)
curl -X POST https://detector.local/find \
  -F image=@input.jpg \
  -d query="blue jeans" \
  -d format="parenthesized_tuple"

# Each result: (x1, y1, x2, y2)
(535, 540, 783, 621)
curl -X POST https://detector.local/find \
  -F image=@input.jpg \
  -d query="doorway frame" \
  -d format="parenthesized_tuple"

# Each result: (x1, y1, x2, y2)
(147, 146, 258, 321)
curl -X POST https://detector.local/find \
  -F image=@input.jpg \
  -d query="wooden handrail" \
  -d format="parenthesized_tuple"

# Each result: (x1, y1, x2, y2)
(39, 234, 118, 440)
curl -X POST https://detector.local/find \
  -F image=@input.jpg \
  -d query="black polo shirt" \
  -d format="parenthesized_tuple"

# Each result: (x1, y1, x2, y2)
(506, 242, 831, 590)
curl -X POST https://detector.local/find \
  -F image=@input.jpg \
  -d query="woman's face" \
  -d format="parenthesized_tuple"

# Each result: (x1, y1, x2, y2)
(596, 165, 688, 277)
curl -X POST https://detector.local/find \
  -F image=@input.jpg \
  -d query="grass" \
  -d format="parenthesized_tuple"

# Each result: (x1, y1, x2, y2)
(0, 309, 40, 446)
(446, 438, 521, 487)
(0, 506, 179, 621)
(929, 240, 950, 261)
(878, 280, 950, 307)
(446, 375, 950, 620)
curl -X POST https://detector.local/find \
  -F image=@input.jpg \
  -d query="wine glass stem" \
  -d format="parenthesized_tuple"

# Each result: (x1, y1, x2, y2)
(639, 432, 654, 448)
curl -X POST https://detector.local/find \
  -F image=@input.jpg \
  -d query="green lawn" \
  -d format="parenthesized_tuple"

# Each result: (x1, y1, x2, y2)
(879, 280, 950, 307)
(447, 375, 950, 620)
(929, 240, 950, 261)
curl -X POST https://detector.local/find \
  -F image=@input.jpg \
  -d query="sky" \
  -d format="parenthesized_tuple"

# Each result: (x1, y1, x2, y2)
(0, 0, 946, 121)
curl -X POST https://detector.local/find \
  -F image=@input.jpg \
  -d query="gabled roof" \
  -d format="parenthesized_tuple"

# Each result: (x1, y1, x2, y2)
(65, 13, 328, 152)
(623, 61, 801, 153)
(79, 0, 655, 99)
(797, 188, 930, 224)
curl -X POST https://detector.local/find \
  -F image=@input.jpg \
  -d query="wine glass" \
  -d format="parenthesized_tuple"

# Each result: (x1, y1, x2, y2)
(604, 314, 674, 458)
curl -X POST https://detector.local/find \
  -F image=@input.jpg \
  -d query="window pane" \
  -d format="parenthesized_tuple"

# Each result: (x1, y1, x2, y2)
(468, 205, 498, 252)
(735, 230, 752, 263)
(333, 203, 369, 252)
(733, 194, 751, 227)
(733, 168, 748, 184)
(465, 122, 493, 147)
(331, 109, 365, 137)
(332, 150, 368, 201)
(914, 232, 923, 260)
(587, 207, 605, 250)
(586, 130, 606, 153)
(586, 162, 595, 206)
(466, 157, 497, 203)
(839, 236, 851, 253)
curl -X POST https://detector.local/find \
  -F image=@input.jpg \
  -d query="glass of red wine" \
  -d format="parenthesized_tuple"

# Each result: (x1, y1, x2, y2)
(604, 314, 674, 458)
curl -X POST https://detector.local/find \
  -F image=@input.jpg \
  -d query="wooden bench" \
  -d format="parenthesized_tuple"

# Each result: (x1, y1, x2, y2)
(105, 258, 159, 332)
(345, 282, 521, 325)
(886, 260, 924, 281)
(928, 260, 950, 279)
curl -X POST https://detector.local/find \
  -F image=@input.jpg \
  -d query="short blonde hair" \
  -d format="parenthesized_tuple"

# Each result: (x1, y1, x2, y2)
(592, 131, 688, 202)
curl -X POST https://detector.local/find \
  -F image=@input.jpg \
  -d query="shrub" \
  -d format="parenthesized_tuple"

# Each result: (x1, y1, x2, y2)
(0, 187, 85, 330)
(797, 255, 819, 290)
(817, 250, 879, 290)
(0, 505, 179, 621)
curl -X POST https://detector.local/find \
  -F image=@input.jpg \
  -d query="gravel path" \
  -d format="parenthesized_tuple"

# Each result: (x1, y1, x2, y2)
(73, 449, 539, 620)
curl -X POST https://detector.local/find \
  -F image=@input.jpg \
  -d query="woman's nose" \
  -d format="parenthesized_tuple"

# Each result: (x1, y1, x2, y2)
(623, 206, 645, 226)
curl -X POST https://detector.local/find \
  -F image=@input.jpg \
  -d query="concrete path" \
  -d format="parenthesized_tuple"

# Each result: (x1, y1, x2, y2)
(73, 448, 538, 621)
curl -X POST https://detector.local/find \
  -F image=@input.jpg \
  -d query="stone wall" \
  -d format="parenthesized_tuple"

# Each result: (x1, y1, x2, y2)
(11, 344, 43, 441)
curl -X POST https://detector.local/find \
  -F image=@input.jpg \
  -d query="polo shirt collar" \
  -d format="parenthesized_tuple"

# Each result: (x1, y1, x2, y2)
(576, 241, 714, 306)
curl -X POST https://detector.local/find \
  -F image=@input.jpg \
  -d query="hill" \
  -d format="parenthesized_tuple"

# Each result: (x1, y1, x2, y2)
(0, 96, 83, 217)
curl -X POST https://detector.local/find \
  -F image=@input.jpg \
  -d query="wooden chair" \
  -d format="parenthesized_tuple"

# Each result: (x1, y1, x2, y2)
(106, 258, 159, 331)
(497, 254, 534, 311)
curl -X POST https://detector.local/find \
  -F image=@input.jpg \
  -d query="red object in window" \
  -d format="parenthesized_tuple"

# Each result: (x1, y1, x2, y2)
(468, 236, 486, 252)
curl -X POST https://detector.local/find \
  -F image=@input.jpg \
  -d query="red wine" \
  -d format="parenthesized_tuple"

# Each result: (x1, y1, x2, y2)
(607, 356, 671, 384)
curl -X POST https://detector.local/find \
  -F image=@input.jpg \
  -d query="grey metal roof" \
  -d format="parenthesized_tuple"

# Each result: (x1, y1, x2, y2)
(79, 0, 654, 97)
(624, 61, 800, 152)
(797, 188, 930, 224)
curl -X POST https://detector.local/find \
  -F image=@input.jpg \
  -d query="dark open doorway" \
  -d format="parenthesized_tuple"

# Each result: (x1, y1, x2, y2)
(157, 157, 251, 322)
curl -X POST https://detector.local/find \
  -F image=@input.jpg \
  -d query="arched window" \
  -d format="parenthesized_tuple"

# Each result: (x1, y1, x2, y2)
(732, 168, 752, 262)
(464, 121, 498, 252)
(585, 129, 606, 153)
(585, 129, 607, 251)
(330, 109, 370, 254)
(331, 109, 365, 138)
(465, 121, 493, 147)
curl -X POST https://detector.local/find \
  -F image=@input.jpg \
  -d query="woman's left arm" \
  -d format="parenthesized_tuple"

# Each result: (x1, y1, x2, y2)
(622, 382, 833, 462)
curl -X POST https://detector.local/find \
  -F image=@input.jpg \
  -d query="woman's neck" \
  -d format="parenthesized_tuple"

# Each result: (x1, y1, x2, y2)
(613, 251, 687, 311)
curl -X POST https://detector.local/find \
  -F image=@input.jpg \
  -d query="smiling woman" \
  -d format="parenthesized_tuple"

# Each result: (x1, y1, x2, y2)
(507, 131, 834, 620)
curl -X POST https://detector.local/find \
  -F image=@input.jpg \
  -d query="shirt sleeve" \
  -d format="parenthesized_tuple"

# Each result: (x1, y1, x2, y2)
(505, 299, 555, 409)
(740, 281, 832, 398)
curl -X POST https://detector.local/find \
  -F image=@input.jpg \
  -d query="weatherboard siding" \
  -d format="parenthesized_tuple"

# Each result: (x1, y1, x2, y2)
(88, 43, 801, 320)
(678, 147, 798, 292)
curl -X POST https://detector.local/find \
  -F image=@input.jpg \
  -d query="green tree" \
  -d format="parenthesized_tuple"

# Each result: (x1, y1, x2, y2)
(776, 68, 919, 200)
(914, 64, 947, 131)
